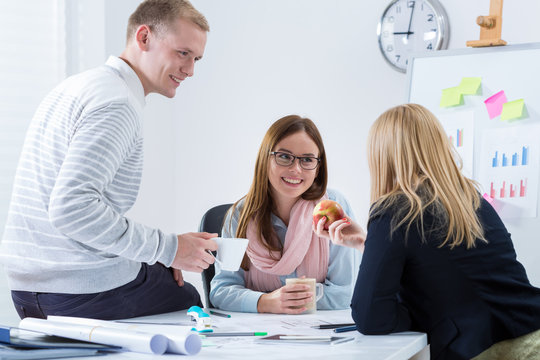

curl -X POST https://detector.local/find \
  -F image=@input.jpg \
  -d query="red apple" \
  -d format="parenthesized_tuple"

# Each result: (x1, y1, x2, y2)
(313, 200, 345, 230)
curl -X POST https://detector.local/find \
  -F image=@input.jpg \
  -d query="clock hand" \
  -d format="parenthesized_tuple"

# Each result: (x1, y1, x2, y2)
(393, 31, 415, 35)
(406, 0, 416, 40)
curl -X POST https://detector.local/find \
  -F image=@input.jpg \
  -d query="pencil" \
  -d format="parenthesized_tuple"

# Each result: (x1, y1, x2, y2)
(209, 310, 231, 318)
(311, 323, 355, 329)
(204, 332, 267, 337)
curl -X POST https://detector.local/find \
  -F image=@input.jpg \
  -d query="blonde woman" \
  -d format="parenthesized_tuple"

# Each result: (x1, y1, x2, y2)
(316, 104, 540, 360)
(210, 115, 358, 314)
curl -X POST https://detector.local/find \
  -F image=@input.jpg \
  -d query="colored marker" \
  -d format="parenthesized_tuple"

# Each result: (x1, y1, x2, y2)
(333, 325, 357, 333)
(204, 332, 267, 337)
(209, 310, 231, 318)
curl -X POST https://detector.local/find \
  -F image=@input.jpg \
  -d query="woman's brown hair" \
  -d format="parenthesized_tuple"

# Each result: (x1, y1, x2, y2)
(231, 115, 328, 270)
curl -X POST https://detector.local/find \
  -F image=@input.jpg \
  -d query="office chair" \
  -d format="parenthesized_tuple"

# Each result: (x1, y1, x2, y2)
(198, 203, 232, 309)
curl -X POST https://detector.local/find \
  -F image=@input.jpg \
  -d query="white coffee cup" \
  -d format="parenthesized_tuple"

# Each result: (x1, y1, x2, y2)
(285, 278, 324, 314)
(212, 237, 249, 271)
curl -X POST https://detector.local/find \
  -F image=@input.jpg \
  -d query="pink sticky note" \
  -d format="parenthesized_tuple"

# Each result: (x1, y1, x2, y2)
(484, 90, 507, 119)
(483, 193, 494, 205)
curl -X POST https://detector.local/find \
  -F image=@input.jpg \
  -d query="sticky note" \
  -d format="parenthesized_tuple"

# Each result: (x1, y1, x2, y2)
(484, 90, 507, 119)
(458, 77, 482, 95)
(440, 87, 463, 107)
(500, 99, 525, 121)
(483, 193, 494, 205)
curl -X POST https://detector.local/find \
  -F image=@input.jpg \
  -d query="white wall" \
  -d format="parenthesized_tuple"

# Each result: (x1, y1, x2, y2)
(0, 0, 69, 326)
(1, 1, 539, 322)
(161, 0, 540, 292)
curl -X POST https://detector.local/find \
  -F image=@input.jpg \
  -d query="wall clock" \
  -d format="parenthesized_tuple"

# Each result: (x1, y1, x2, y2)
(377, 0, 450, 73)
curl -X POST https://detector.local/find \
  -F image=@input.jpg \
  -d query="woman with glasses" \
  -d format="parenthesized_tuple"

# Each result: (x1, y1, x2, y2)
(209, 115, 361, 314)
(316, 104, 540, 359)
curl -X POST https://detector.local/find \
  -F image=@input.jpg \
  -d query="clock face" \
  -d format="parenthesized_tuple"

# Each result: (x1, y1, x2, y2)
(378, 0, 449, 72)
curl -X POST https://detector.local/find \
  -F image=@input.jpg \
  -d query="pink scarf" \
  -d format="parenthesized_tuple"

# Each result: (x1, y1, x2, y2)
(244, 194, 329, 292)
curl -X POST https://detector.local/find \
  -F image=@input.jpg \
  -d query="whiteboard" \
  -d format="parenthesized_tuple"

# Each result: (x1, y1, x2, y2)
(406, 43, 540, 287)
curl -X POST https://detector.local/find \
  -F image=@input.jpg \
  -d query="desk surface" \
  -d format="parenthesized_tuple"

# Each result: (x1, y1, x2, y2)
(72, 309, 427, 360)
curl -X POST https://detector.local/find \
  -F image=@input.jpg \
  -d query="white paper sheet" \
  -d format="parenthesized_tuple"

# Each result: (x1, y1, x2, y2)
(18, 318, 168, 355)
(478, 125, 540, 218)
(438, 111, 475, 178)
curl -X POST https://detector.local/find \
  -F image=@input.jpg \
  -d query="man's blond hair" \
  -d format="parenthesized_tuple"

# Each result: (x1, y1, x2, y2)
(126, 0, 209, 43)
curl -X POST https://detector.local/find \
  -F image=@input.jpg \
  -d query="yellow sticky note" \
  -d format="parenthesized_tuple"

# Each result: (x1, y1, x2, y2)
(458, 77, 482, 95)
(500, 99, 525, 121)
(440, 87, 463, 107)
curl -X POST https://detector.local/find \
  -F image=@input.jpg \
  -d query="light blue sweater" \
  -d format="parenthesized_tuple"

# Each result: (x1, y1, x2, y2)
(210, 189, 359, 312)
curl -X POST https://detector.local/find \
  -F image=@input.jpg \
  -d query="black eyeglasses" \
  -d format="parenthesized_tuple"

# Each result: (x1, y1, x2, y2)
(269, 151, 321, 170)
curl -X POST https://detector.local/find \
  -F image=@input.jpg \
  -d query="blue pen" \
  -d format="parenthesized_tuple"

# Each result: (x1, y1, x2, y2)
(333, 325, 357, 333)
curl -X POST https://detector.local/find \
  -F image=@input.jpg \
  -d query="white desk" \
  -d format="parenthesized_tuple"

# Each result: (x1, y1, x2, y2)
(73, 309, 428, 360)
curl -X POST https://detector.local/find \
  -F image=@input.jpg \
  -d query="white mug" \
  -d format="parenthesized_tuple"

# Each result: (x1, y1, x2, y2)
(212, 237, 249, 271)
(285, 278, 324, 314)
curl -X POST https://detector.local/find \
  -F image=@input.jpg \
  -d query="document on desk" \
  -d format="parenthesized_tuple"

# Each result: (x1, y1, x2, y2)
(199, 309, 361, 349)
(0, 325, 115, 350)
(215, 310, 357, 335)
(0, 345, 100, 359)
(18, 318, 167, 355)
(46, 316, 201, 356)
(256, 334, 354, 345)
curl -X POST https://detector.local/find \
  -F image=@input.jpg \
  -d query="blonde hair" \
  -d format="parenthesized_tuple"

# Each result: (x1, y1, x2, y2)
(367, 103, 485, 249)
(126, 0, 209, 42)
(232, 115, 328, 270)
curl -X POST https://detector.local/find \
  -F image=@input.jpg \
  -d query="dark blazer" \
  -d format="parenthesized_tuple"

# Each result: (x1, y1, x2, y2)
(351, 197, 540, 360)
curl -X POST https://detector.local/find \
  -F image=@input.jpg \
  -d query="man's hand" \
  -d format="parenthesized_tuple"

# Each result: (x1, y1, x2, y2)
(171, 232, 218, 272)
(172, 268, 184, 286)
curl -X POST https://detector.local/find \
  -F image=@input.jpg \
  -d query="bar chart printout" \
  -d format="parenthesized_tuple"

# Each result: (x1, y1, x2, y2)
(490, 179, 527, 199)
(491, 146, 529, 167)
(479, 126, 539, 219)
(439, 112, 474, 177)
(449, 129, 464, 148)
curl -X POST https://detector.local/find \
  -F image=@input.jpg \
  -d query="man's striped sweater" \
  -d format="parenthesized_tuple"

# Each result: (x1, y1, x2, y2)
(1, 56, 177, 293)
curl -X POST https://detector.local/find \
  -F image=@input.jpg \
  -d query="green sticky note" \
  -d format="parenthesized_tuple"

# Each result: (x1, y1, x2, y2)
(458, 77, 482, 95)
(500, 99, 525, 121)
(440, 87, 463, 107)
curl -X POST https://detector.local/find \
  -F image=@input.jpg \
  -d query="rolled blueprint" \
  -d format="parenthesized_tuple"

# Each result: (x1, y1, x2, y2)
(18, 317, 168, 355)
(47, 315, 202, 355)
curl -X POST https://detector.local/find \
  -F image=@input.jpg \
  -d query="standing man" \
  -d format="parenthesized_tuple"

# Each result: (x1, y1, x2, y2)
(0, 0, 217, 320)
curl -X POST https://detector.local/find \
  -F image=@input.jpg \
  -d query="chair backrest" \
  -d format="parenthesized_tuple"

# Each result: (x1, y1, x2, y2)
(198, 203, 233, 309)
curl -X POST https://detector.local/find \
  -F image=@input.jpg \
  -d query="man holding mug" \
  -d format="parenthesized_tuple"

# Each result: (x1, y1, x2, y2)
(1, 0, 218, 320)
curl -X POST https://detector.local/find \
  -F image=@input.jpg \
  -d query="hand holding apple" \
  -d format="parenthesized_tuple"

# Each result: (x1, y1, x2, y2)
(313, 200, 366, 251)
(312, 200, 345, 230)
